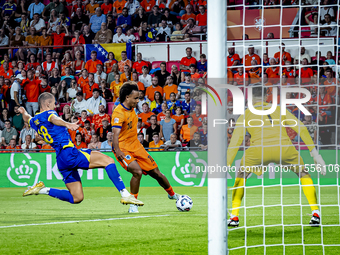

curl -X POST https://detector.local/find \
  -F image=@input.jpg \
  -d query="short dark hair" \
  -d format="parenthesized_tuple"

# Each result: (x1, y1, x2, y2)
(38, 92, 54, 109)
(91, 50, 97, 55)
(152, 132, 159, 137)
(85, 120, 90, 124)
(5, 120, 11, 124)
(119, 82, 139, 102)
(160, 62, 166, 66)
(137, 133, 144, 137)
(76, 133, 82, 138)
(81, 110, 87, 114)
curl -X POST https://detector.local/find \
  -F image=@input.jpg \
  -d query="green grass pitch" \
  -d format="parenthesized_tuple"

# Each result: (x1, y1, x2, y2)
(0, 186, 339, 254)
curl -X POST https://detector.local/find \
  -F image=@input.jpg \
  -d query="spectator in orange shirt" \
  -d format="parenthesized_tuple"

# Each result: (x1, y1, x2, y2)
(318, 86, 332, 116)
(78, 69, 89, 90)
(42, 142, 55, 152)
(78, 110, 92, 127)
(248, 60, 262, 84)
(92, 104, 111, 131)
(86, 0, 100, 16)
(163, 76, 178, 100)
(196, 5, 207, 26)
(120, 65, 131, 83)
(131, 72, 145, 92)
(101, 0, 113, 15)
(118, 51, 132, 73)
(113, 0, 127, 17)
(180, 116, 198, 142)
(149, 132, 164, 151)
(242, 45, 261, 71)
(111, 73, 123, 102)
(181, 4, 196, 27)
(5, 139, 21, 152)
(180, 47, 197, 73)
(138, 102, 155, 128)
(191, 103, 206, 128)
(49, 24, 69, 60)
(85, 51, 103, 74)
(233, 67, 249, 86)
(140, 0, 156, 13)
(146, 76, 163, 101)
(83, 73, 99, 100)
(274, 43, 292, 65)
(266, 58, 280, 84)
(74, 132, 88, 149)
(323, 68, 336, 97)
(22, 70, 40, 116)
(296, 58, 313, 85)
(132, 52, 148, 74)
(0, 61, 13, 79)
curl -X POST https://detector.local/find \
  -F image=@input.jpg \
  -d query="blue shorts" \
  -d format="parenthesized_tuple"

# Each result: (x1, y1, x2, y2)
(56, 147, 92, 184)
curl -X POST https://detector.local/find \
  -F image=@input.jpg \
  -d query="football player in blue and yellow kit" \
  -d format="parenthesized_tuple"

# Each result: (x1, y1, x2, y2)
(227, 86, 326, 227)
(20, 92, 143, 207)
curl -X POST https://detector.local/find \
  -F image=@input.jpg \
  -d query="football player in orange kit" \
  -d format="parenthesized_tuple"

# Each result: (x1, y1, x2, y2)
(111, 82, 181, 213)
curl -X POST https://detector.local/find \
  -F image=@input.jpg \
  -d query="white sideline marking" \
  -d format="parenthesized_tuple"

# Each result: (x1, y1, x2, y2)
(0, 214, 170, 229)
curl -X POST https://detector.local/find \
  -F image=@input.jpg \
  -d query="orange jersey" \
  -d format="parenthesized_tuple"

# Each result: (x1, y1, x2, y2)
(145, 85, 163, 101)
(180, 124, 198, 141)
(104, 59, 118, 74)
(274, 51, 292, 65)
(138, 111, 155, 128)
(81, 128, 92, 144)
(233, 72, 249, 85)
(136, 81, 145, 91)
(140, 0, 155, 12)
(42, 144, 54, 152)
(180, 57, 197, 72)
(75, 141, 87, 149)
(85, 59, 103, 74)
(172, 114, 184, 127)
(113, 0, 127, 13)
(227, 54, 240, 67)
(112, 103, 140, 150)
(248, 68, 262, 84)
(191, 113, 206, 127)
(163, 84, 178, 100)
(78, 117, 92, 127)
(0, 69, 14, 79)
(83, 83, 99, 100)
(242, 54, 261, 70)
(92, 113, 111, 131)
(78, 76, 89, 90)
(110, 81, 123, 101)
(132, 61, 149, 74)
(149, 140, 164, 151)
(266, 67, 280, 84)
(118, 59, 132, 73)
(157, 112, 166, 122)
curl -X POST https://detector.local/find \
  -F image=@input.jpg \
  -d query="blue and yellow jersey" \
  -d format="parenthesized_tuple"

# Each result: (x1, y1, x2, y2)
(29, 110, 74, 155)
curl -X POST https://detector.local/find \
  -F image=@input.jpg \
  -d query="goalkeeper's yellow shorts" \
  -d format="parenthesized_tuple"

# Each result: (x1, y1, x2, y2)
(239, 140, 304, 176)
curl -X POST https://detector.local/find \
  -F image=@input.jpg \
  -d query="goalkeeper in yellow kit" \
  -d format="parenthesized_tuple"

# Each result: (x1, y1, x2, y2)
(227, 86, 326, 227)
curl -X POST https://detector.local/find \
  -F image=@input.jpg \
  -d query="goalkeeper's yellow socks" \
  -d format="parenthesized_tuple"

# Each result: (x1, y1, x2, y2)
(300, 175, 319, 211)
(231, 177, 246, 217)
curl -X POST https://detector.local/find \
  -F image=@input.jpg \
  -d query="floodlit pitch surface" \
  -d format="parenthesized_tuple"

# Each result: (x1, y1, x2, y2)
(1, 186, 339, 254)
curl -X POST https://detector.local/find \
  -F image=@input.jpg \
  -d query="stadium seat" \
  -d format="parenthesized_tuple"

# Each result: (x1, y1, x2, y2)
(107, 102, 115, 115)
(166, 61, 180, 73)
(151, 61, 164, 70)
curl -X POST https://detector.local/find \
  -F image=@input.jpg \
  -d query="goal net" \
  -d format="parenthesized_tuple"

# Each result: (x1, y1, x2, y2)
(221, 0, 340, 254)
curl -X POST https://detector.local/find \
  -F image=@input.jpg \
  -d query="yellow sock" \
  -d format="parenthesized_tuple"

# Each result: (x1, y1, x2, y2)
(231, 177, 246, 217)
(300, 175, 318, 211)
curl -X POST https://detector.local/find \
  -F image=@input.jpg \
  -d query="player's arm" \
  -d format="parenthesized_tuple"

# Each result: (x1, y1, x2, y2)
(112, 127, 125, 161)
(49, 114, 79, 131)
(285, 110, 326, 175)
(18, 107, 32, 123)
(227, 115, 246, 166)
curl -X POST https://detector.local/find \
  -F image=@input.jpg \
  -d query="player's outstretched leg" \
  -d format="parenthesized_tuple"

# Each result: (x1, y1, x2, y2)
(297, 170, 320, 226)
(89, 151, 144, 206)
(23, 181, 84, 204)
(147, 167, 180, 200)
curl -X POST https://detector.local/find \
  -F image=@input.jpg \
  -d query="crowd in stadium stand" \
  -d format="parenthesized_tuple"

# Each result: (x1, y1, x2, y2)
(227, 43, 340, 147)
(0, 0, 208, 152)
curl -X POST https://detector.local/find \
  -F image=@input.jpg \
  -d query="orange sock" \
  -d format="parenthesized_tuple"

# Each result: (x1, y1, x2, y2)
(165, 186, 175, 196)
(131, 193, 138, 199)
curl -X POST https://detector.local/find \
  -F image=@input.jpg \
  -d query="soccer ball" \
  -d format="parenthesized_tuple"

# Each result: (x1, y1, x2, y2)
(176, 195, 193, 212)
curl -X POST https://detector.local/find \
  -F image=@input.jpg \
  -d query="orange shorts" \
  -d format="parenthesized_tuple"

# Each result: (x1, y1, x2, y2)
(113, 145, 158, 171)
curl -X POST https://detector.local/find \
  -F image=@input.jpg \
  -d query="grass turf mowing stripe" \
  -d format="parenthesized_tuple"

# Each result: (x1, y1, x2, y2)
(0, 214, 171, 229)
